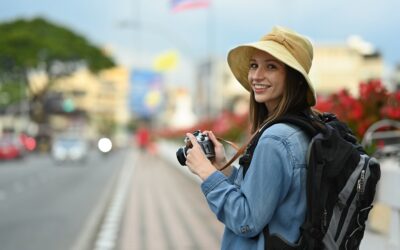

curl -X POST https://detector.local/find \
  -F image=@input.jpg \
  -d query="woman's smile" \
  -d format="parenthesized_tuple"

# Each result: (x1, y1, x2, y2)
(252, 83, 271, 93)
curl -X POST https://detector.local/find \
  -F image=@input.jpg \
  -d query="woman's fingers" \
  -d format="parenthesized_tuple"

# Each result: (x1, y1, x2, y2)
(186, 133, 199, 147)
(205, 131, 222, 146)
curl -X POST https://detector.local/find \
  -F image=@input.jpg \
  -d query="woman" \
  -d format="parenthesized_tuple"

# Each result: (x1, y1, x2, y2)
(185, 26, 318, 249)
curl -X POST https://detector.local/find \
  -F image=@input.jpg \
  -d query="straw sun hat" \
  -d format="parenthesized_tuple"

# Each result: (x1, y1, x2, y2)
(227, 26, 317, 106)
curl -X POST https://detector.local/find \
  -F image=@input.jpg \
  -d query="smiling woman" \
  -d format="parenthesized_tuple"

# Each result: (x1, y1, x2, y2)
(183, 26, 320, 250)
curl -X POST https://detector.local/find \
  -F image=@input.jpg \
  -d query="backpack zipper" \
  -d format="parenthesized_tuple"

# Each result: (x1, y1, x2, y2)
(322, 208, 328, 230)
(357, 169, 366, 201)
(357, 157, 369, 201)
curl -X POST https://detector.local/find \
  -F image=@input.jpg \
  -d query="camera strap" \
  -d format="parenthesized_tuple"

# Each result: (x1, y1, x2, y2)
(216, 137, 240, 151)
(216, 130, 260, 171)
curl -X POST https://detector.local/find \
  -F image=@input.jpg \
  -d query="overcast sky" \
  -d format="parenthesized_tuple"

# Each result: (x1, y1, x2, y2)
(2, 0, 400, 86)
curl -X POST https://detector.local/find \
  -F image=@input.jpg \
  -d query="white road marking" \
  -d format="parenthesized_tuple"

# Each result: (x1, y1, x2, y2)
(93, 152, 136, 250)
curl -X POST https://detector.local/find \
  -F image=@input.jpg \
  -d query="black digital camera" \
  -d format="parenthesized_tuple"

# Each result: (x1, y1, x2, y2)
(176, 130, 215, 166)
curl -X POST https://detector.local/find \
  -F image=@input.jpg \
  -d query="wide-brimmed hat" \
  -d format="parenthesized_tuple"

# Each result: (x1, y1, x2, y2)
(227, 26, 316, 106)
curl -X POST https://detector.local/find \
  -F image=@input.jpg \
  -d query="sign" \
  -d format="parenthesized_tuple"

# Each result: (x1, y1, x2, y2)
(129, 70, 164, 118)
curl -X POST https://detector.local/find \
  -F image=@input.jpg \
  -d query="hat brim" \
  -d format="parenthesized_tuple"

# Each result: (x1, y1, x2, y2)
(227, 41, 316, 106)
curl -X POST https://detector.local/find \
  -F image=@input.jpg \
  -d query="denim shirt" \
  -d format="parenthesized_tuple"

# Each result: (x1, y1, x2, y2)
(201, 123, 310, 250)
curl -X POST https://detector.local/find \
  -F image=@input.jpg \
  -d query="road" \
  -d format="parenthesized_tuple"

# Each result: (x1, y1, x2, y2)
(0, 149, 127, 250)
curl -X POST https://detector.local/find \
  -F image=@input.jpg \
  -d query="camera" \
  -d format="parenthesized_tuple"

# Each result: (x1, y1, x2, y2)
(176, 130, 215, 166)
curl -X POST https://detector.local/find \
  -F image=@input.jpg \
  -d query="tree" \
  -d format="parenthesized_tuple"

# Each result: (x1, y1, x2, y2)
(0, 17, 115, 134)
(0, 17, 114, 75)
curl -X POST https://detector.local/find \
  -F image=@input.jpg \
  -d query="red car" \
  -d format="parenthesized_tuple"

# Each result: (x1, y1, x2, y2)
(0, 136, 23, 160)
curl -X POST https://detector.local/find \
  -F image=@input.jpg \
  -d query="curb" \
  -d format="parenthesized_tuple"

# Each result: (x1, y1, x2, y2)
(69, 152, 130, 250)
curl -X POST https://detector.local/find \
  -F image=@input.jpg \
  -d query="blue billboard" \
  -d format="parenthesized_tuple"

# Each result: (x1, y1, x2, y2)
(129, 70, 164, 118)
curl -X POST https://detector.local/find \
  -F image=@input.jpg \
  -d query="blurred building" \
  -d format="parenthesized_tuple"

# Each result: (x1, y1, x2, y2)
(195, 59, 248, 119)
(97, 67, 130, 125)
(214, 60, 249, 115)
(49, 66, 130, 144)
(162, 87, 197, 129)
(310, 36, 384, 97)
(97, 67, 130, 146)
(393, 64, 400, 91)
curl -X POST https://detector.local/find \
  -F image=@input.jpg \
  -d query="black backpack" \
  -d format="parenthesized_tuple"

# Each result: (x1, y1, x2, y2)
(239, 112, 381, 250)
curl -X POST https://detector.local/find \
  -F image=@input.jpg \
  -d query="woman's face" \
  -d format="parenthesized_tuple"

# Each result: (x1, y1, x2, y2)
(248, 50, 287, 112)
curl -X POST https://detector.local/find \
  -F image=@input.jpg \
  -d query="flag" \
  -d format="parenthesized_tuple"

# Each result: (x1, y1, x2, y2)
(153, 50, 179, 72)
(170, 0, 210, 12)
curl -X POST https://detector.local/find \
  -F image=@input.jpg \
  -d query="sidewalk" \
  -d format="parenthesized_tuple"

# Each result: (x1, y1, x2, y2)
(118, 148, 223, 250)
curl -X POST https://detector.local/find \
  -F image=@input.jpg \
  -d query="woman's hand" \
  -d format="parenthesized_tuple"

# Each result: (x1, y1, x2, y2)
(185, 133, 217, 181)
(204, 131, 228, 169)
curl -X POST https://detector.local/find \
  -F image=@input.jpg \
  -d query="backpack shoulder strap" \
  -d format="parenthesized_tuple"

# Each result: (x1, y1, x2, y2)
(274, 113, 321, 137)
(241, 112, 322, 177)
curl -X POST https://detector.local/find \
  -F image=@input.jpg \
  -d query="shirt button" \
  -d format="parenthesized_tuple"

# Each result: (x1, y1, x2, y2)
(240, 225, 250, 234)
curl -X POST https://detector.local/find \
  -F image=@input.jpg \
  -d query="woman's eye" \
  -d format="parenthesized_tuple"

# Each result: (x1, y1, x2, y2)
(267, 64, 277, 69)
(249, 63, 258, 69)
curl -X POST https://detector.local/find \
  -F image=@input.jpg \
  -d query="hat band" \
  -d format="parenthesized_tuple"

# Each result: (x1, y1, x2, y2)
(260, 34, 311, 73)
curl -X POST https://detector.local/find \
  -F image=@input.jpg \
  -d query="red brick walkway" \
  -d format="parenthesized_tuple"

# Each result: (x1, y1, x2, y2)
(119, 152, 224, 250)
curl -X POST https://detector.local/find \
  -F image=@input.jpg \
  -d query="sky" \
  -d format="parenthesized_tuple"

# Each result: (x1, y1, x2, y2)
(2, 0, 400, 87)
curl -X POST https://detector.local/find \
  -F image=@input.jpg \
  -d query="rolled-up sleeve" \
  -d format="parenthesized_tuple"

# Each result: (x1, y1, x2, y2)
(200, 135, 293, 238)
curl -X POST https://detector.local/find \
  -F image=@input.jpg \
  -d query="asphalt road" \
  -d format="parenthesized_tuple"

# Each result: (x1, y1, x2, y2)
(0, 148, 128, 250)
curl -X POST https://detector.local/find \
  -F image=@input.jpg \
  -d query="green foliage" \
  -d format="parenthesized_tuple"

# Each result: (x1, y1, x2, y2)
(0, 17, 116, 122)
(0, 80, 26, 108)
(0, 17, 115, 74)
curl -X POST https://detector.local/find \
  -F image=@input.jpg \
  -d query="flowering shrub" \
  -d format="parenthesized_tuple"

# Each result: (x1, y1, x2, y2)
(156, 110, 249, 143)
(315, 79, 400, 139)
(381, 91, 400, 120)
(157, 80, 400, 145)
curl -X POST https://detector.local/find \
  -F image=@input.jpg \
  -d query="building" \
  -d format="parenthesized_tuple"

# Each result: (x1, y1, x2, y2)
(49, 66, 130, 144)
(194, 58, 248, 118)
(162, 87, 197, 129)
(214, 60, 249, 115)
(310, 37, 384, 97)
(310, 45, 383, 97)
(393, 64, 400, 91)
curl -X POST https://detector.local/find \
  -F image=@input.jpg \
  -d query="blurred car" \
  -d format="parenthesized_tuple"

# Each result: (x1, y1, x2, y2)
(51, 136, 89, 163)
(19, 133, 37, 152)
(0, 136, 24, 160)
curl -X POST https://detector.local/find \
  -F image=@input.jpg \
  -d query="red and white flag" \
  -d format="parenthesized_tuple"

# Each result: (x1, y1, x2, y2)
(170, 0, 210, 12)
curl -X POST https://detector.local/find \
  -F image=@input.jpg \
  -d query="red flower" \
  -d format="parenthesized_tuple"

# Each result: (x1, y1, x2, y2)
(350, 101, 364, 120)
(315, 95, 334, 112)
(360, 79, 388, 101)
(381, 90, 400, 119)
(314, 80, 397, 139)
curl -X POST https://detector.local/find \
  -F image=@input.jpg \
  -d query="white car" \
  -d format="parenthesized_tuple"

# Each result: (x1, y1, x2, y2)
(51, 136, 89, 163)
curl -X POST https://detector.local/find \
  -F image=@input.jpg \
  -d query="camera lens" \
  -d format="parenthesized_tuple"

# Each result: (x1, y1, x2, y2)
(176, 147, 187, 166)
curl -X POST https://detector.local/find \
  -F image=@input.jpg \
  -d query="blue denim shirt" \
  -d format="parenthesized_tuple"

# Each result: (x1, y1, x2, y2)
(201, 123, 310, 250)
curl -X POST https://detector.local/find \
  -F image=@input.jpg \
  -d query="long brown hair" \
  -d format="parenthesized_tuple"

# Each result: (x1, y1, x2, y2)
(249, 66, 315, 133)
